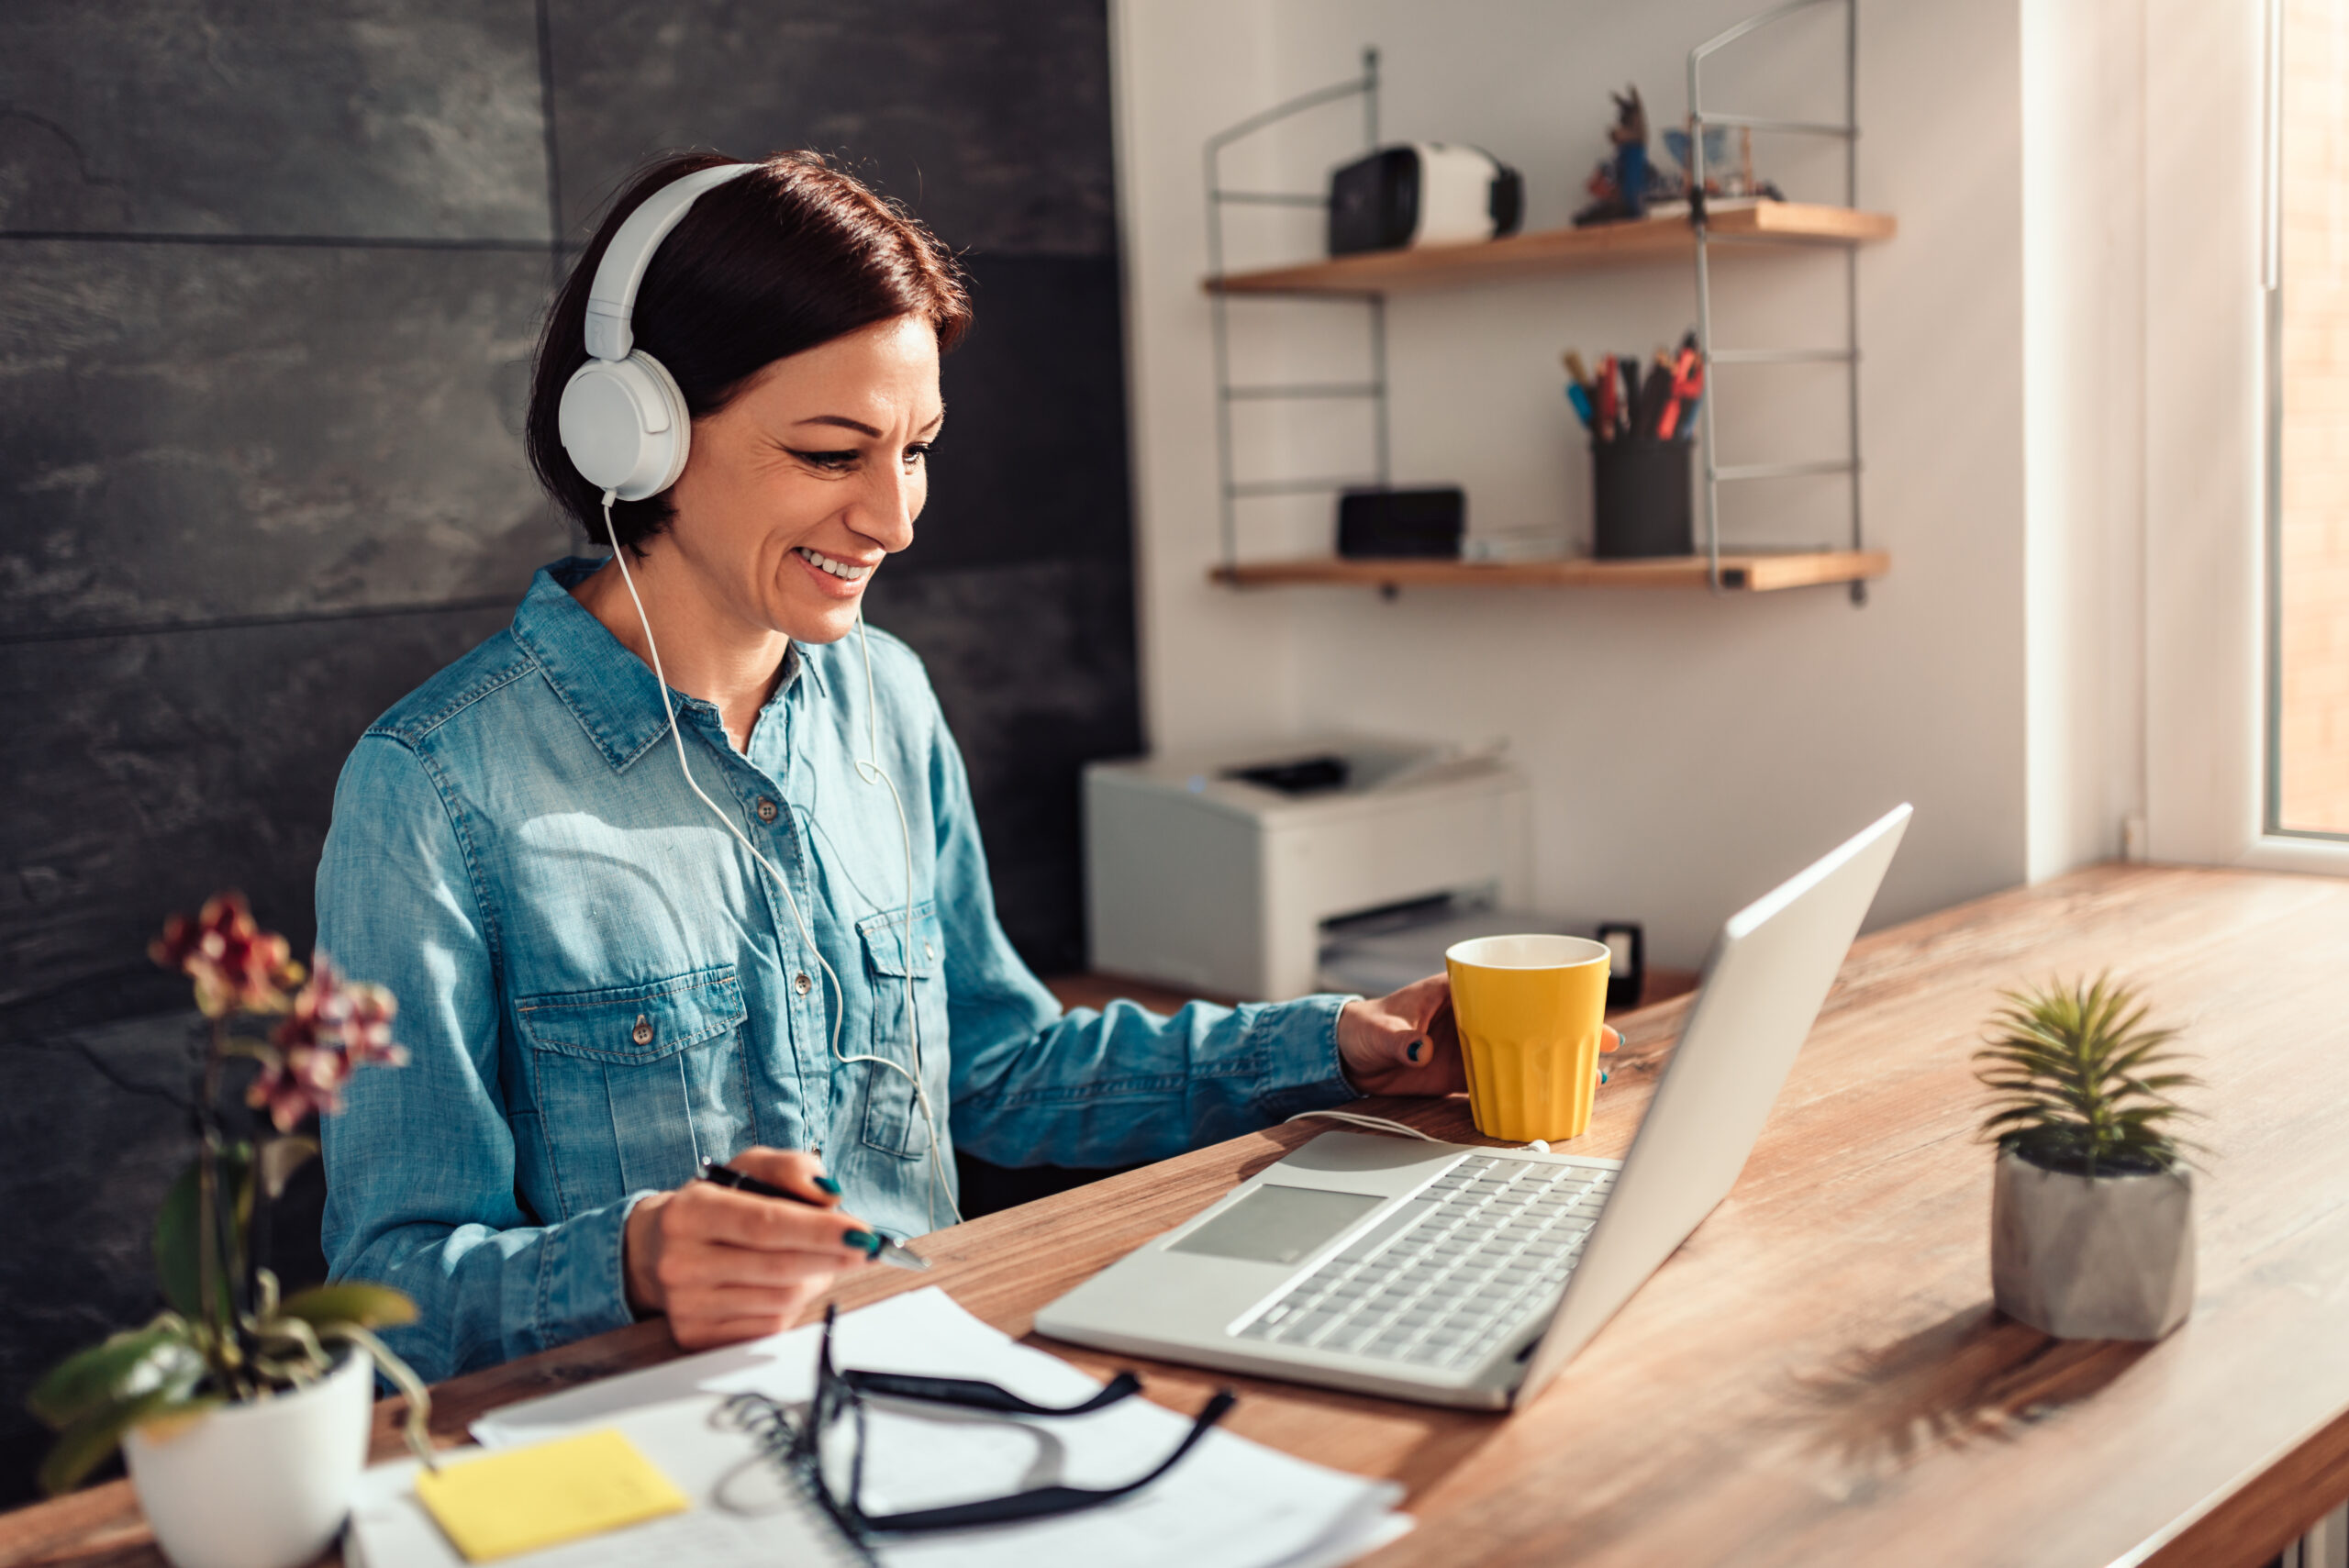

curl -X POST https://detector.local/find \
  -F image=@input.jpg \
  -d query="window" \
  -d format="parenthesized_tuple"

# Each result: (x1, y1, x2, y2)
(2272, 0, 2349, 839)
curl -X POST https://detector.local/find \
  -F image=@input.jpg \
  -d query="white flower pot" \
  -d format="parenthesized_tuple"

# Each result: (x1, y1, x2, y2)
(1990, 1148, 2195, 1340)
(123, 1347, 375, 1568)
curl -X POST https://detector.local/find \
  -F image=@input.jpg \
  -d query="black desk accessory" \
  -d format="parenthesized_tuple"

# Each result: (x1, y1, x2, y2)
(1225, 755, 1351, 795)
(1337, 486, 1466, 559)
(1591, 446, 1692, 558)
(1597, 922, 1644, 1012)
(1564, 334, 1701, 559)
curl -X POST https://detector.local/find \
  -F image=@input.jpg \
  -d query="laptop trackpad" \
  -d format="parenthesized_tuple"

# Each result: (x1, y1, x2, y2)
(1166, 1186, 1382, 1266)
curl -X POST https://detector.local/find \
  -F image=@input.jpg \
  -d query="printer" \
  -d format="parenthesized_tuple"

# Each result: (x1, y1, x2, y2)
(1083, 736, 1531, 1002)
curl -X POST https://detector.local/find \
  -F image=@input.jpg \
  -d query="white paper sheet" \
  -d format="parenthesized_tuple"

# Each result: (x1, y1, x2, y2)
(355, 1288, 1408, 1568)
(342, 1445, 856, 1568)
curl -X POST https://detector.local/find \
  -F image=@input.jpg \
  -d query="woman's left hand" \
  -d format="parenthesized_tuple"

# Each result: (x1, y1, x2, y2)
(1336, 974, 1622, 1097)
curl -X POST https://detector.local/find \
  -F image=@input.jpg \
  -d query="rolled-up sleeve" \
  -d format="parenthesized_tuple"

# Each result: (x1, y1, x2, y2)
(316, 734, 641, 1384)
(926, 704, 1359, 1171)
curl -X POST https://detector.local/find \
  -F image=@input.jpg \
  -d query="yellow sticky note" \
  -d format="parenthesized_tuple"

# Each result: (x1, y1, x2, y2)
(413, 1429, 692, 1562)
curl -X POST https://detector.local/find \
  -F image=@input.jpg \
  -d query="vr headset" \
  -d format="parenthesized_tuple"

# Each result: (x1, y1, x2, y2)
(1328, 143, 1524, 256)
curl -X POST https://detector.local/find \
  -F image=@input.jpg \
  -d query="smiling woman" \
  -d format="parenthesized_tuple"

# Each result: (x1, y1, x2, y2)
(311, 150, 1476, 1386)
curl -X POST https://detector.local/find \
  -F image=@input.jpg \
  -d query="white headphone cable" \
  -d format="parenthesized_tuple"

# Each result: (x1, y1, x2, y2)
(849, 610, 952, 1227)
(599, 493, 958, 1229)
(1282, 1109, 1553, 1154)
(1283, 1110, 1438, 1142)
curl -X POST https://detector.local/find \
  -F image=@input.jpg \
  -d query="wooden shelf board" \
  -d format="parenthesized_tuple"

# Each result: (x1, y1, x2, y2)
(1208, 550, 1890, 594)
(1207, 202, 1896, 295)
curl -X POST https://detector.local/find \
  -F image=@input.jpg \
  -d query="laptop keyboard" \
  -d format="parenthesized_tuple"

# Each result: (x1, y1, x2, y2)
(1233, 1153, 1616, 1371)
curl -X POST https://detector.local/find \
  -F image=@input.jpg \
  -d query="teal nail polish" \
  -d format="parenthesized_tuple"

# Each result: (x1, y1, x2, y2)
(843, 1229, 881, 1256)
(814, 1175, 841, 1195)
(1407, 1040, 1424, 1062)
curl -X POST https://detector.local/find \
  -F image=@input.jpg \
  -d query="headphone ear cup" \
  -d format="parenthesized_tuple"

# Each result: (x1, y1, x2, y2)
(557, 352, 693, 504)
(629, 351, 692, 497)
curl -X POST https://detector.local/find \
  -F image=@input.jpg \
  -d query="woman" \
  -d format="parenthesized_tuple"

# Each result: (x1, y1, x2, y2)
(316, 150, 1471, 1385)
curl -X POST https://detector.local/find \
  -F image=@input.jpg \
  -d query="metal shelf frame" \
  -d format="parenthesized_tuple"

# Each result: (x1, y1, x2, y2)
(1687, 0, 1866, 602)
(1201, 6, 1874, 603)
(1203, 49, 1387, 571)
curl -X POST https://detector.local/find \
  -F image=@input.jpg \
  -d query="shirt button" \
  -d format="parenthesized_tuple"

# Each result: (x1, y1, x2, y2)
(756, 796, 779, 824)
(794, 973, 812, 996)
(922, 940, 936, 962)
(631, 1014, 654, 1046)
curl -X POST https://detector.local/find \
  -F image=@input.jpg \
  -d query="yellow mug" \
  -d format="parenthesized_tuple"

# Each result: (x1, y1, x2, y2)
(1444, 934, 1611, 1143)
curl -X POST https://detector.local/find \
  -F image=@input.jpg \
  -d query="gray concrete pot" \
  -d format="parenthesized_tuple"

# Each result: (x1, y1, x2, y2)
(1990, 1148, 2194, 1340)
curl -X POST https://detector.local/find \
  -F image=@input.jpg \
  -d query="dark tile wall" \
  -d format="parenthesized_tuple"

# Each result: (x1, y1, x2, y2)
(541, 1, 1116, 255)
(0, 0, 1135, 1505)
(0, 0, 550, 239)
(0, 243, 553, 637)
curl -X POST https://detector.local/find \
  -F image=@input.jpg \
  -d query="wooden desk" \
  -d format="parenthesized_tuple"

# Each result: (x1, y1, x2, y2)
(6, 864, 2346, 1567)
(1038, 965, 1700, 1019)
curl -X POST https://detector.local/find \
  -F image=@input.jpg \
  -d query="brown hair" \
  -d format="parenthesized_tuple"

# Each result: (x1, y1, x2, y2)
(527, 150, 971, 553)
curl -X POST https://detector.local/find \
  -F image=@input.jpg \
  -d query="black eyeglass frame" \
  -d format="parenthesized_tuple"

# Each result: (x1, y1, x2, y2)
(723, 1303, 1237, 1539)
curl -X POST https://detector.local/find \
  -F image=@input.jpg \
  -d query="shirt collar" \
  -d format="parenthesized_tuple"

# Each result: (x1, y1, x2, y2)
(510, 558, 814, 773)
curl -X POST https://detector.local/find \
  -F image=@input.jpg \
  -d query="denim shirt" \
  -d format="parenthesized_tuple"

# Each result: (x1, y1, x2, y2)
(316, 560, 1357, 1383)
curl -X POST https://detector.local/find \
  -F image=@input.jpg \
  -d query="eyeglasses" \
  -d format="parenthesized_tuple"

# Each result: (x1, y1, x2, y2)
(720, 1304, 1236, 1538)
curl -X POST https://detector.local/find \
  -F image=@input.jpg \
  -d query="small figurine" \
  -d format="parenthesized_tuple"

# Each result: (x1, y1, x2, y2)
(1573, 85, 1662, 227)
(1662, 123, 1787, 214)
(1610, 87, 1649, 218)
(1664, 125, 1734, 194)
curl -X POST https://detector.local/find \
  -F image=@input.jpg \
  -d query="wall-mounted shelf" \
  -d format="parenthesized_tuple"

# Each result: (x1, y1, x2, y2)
(1209, 550, 1889, 594)
(1201, 0, 1879, 601)
(1205, 203, 1895, 296)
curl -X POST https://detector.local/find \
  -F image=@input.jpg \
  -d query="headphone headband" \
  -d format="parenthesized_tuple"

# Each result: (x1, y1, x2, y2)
(582, 161, 757, 361)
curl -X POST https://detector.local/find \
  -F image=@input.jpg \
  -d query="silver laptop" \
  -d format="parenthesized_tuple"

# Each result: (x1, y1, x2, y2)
(1035, 805, 1911, 1409)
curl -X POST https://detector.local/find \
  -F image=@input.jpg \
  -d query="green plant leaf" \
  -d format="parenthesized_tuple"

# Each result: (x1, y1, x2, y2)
(319, 1323, 437, 1470)
(36, 1383, 215, 1496)
(155, 1160, 219, 1320)
(257, 1137, 318, 1200)
(1973, 973, 2199, 1170)
(278, 1283, 417, 1331)
(155, 1146, 251, 1318)
(250, 1310, 331, 1373)
(24, 1324, 199, 1430)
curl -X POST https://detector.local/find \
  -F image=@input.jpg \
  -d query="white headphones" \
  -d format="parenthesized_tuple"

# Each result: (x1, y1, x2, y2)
(557, 161, 755, 502)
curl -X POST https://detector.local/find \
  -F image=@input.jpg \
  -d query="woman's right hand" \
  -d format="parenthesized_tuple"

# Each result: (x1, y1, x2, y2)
(622, 1148, 878, 1350)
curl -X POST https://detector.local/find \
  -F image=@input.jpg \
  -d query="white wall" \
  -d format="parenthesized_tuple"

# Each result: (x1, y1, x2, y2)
(2022, 0, 2149, 882)
(1110, 0, 2031, 967)
(2140, 0, 2274, 868)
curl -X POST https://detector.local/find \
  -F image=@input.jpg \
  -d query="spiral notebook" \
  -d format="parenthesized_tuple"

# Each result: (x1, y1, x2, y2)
(349, 1287, 1406, 1568)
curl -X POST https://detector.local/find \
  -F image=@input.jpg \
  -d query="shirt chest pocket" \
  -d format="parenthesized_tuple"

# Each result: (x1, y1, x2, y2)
(855, 905, 949, 1160)
(517, 967, 753, 1216)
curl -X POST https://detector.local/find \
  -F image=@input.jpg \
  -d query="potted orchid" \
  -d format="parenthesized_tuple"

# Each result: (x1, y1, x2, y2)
(27, 894, 435, 1568)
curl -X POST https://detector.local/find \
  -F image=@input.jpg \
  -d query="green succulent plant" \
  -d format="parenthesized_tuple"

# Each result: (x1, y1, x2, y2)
(1973, 973, 2198, 1178)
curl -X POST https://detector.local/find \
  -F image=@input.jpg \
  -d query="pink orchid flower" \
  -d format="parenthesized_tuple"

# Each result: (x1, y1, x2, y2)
(250, 956, 409, 1132)
(149, 892, 301, 1019)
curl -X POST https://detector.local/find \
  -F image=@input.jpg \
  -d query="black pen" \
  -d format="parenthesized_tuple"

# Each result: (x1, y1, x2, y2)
(698, 1159, 932, 1272)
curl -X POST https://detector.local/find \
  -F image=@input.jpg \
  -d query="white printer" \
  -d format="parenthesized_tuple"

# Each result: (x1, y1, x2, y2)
(1083, 736, 1531, 1002)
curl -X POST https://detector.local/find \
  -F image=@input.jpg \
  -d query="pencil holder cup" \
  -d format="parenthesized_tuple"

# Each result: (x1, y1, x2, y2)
(1444, 935, 1611, 1143)
(1591, 440, 1693, 558)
